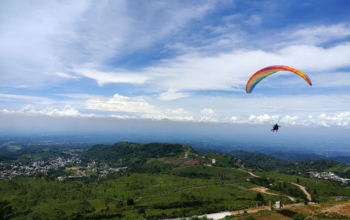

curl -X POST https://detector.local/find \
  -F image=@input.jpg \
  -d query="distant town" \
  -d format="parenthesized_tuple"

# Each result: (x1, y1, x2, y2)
(309, 171, 350, 186)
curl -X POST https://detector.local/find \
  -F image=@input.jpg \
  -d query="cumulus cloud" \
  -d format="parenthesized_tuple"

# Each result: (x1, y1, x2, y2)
(201, 108, 216, 115)
(2, 105, 350, 128)
(1, 105, 95, 118)
(86, 94, 158, 113)
(199, 108, 219, 122)
(227, 112, 350, 128)
(248, 114, 279, 124)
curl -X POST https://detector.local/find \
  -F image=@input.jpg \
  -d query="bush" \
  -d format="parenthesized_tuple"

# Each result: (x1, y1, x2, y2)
(292, 212, 306, 220)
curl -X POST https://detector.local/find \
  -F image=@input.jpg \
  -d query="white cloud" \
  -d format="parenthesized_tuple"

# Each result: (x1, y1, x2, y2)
(74, 68, 151, 86)
(55, 93, 105, 99)
(140, 114, 195, 122)
(167, 108, 188, 115)
(86, 94, 158, 113)
(227, 112, 350, 128)
(248, 114, 279, 124)
(0, 1, 214, 88)
(201, 108, 216, 115)
(199, 108, 218, 122)
(112, 42, 349, 93)
(282, 23, 350, 45)
(57, 72, 80, 79)
(2, 104, 350, 128)
(158, 89, 190, 101)
(0, 93, 55, 105)
(2, 105, 95, 117)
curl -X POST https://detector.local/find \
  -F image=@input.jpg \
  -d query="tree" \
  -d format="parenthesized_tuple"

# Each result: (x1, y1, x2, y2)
(297, 178, 299, 183)
(127, 198, 134, 206)
(254, 192, 264, 201)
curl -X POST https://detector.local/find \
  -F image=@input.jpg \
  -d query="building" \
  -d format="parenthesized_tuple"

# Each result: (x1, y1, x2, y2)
(275, 201, 282, 209)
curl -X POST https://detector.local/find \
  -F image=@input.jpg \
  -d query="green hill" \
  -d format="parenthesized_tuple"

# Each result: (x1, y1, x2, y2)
(84, 142, 197, 166)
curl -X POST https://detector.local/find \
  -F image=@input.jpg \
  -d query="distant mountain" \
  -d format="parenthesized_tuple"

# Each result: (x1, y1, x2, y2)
(267, 151, 350, 165)
(228, 151, 287, 171)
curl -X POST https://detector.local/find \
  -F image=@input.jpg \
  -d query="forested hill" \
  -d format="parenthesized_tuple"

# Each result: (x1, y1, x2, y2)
(83, 142, 196, 165)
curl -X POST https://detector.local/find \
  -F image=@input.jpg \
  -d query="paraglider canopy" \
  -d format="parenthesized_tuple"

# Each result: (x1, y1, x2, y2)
(246, 65, 312, 93)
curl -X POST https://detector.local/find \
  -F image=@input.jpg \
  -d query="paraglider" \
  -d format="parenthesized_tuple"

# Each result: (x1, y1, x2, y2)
(246, 65, 312, 132)
(246, 65, 312, 93)
(271, 123, 280, 132)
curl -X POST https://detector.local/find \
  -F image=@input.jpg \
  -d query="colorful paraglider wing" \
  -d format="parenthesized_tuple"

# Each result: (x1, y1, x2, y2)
(246, 65, 312, 93)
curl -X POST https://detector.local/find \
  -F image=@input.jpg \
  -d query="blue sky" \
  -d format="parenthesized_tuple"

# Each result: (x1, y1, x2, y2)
(1, 0, 350, 132)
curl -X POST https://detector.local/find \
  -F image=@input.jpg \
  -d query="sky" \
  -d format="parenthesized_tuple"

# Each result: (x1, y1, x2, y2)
(1, 0, 350, 137)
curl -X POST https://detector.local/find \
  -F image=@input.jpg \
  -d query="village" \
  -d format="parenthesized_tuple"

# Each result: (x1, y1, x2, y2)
(0, 153, 127, 181)
(0, 152, 82, 180)
(309, 171, 350, 186)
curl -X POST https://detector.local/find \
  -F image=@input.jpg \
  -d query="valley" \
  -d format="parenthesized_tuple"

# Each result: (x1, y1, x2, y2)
(1, 142, 350, 219)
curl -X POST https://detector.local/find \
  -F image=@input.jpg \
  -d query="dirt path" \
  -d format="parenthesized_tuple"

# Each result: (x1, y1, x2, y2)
(250, 187, 296, 202)
(242, 169, 312, 202)
(248, 171, 260, 178)
(238, 168, 260, 178)
(290, 182, 312, 201)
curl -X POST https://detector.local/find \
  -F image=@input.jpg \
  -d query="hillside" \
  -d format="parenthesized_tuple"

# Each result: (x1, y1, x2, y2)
(214, 151, 350, 178)
(83, 142, 197, 166)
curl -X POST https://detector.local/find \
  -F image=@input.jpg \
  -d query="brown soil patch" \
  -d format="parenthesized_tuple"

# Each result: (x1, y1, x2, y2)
(183, 159, 206, 166)
(253, 212, 290, 220)
(230, 206, 270, 215)
(152, 158, 206, 166)
(322, 202, 350, 216)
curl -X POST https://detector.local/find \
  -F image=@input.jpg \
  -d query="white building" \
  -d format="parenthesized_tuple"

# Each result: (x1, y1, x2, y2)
(275, 201, 282, 209)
